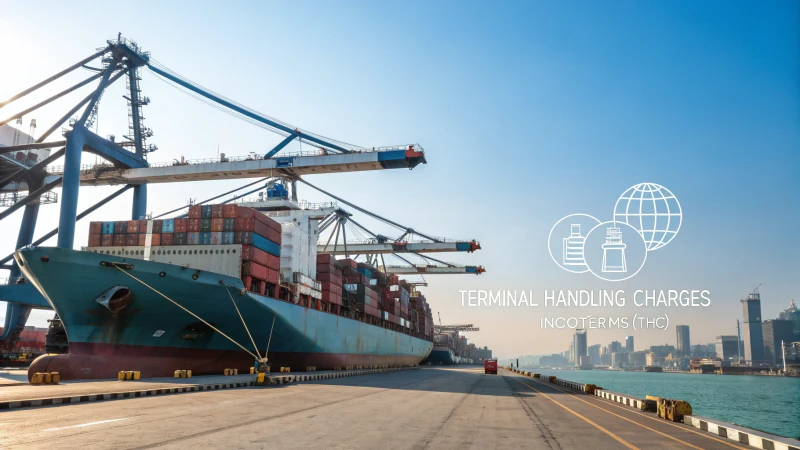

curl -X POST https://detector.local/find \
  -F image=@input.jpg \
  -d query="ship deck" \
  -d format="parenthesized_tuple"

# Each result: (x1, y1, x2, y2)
(0, 367, 767, 449)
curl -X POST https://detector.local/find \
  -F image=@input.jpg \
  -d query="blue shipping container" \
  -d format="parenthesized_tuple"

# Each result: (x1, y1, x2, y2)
(101, 222, 115, 235)
(201, 205, 213, 219)
(200, 232, 211, 245)
(456, 242, 471, 252)
(187, 232, 200, 245)
(210, 232, 222, 245)
(357, 267, 372, 278)
(466, 267, 477, 273)
(221, 231, 235, 245)
(253, 234, 281, 257)
(162, 219, 175, 233)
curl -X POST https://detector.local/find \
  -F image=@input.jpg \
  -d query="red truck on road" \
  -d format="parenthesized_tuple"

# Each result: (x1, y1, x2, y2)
(484, 359, 497, 374)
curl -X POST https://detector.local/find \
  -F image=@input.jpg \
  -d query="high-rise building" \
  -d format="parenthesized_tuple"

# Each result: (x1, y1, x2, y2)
(778, 299, 800, 341)
(742, 291, 766, 362)
(611, 352, 628, 368)
(588, 344, 601, 365)
(573, 329, 588, 367)
(762, 320, 794, 363)
(716, 335, 740, 360)
(568, 341, 575, 364)
(629, 351, 647, 368)
(625, 336, 634, 353)
(609, 341, 622, 353)
(676, 325, 691, 356)
(649, 344, 675, 357)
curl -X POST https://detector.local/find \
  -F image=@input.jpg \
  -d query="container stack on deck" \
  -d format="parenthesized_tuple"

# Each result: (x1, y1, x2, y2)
(86, 205, 436, 342)
(378, 274, 410, 329)
(86, 204, 282, 296)
(342, 262, 380, 319)
(317, 254, 343, 313)
(411, 293, 433, 339)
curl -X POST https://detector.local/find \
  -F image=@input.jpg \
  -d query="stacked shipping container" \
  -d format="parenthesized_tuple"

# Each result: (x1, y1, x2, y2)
(316, 254, 343, 308)
(87, 204, 282, 296)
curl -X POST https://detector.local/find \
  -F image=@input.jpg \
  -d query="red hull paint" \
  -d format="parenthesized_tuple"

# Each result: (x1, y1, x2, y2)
(28, 342, 423, 380)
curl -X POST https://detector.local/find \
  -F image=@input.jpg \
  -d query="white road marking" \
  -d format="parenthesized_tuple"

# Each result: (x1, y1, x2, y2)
(44, 418, 130, 432)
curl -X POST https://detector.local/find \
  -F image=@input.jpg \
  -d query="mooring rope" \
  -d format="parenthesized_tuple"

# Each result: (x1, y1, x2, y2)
(225, 286, 264, 362)
(264, 312, 277, 362)
(113, 265, 259, 360)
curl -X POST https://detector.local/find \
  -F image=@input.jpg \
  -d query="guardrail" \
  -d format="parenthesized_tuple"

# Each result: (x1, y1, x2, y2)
(499, 366, 800, 449)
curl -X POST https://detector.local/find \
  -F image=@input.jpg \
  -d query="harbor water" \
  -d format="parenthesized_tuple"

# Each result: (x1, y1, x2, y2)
(533, 369, 800, 439)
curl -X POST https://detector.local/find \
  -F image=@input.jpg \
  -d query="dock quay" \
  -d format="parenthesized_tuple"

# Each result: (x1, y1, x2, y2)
(1, 366, 796, 449)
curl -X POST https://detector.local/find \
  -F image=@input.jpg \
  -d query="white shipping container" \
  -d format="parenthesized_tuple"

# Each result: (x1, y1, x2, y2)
(84, 245, 243, 278)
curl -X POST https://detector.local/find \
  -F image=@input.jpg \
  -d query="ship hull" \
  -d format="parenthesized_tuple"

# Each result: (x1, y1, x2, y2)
(16, 247, 433, 380)
(423, 346, 457, 365)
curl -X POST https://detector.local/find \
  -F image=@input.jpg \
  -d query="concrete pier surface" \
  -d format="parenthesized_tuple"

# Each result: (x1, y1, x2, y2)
(0, 367, 750, 449)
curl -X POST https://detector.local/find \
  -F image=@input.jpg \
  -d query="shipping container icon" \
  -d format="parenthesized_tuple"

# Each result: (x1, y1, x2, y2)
(562, 224, 586, 267)
(601, 227, 627, 273)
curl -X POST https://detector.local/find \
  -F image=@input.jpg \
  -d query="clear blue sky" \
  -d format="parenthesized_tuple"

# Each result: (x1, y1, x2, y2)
(1, 1, 798, 358)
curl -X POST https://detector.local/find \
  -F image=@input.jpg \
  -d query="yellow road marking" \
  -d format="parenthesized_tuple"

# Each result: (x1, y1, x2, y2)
(557, 382, 746, 449)
(519, 373, 743, 449)
(507, 375, 639, 450)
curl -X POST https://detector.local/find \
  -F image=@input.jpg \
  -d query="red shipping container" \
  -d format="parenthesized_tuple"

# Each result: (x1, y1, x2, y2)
(266, 227, 282, 245)
(253, 220, 270, 238)
(321, 281, 336, 293)
(235, 217, 254, 232)
(188, 218, 201, 233)
(317, 272, 342, 286)
(223, 204, 239, 218)
(174, 218, 188, 233)
(339, 258, 358, 269)
(241, 245, 268, 266)
(161, 233, 174, 246)
(237, 206, 256, 218)
(242, 262, 267, 281)
(266, 253, 280, 271)
(150, 234, 161, 246)
(266, 268, 279, 285)
(211, 218, 224, 232)
(126, 234, 138, 246)
(138, 234, 147, 246)
(188, 205, 202, 219)
(322, 291, 342, 305)
(88, 233, 102, 247)
(317, 254, 334, 264)
(89, 222, 102, 234)
(113, 234, 125, 246)
(269, 218, 281, 233)
(114, 221, 128, 235)
(211, 204, 224, 218)
(127, 220, 140, 234)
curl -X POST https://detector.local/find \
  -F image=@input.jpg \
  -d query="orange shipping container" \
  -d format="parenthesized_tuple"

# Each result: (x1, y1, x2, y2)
(223, 204, 239, 218)
(127, 220, 140, 234)
(174, 218, 188, 233)
(211, 218, 224, 232)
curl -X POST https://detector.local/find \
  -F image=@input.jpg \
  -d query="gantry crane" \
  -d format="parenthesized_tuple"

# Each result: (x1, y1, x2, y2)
(0, 35, 428, 343)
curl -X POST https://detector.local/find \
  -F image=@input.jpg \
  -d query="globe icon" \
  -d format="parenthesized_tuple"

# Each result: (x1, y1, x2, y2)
(613, 183, 681, 251)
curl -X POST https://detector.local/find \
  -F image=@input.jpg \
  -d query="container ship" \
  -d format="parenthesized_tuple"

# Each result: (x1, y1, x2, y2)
(15, 199, 436, 380)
